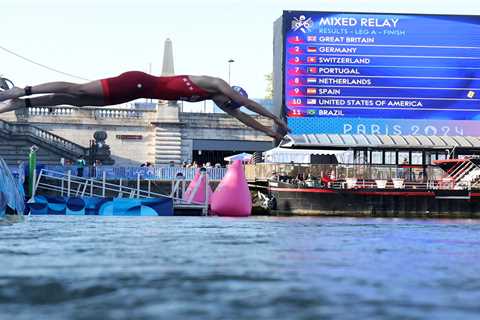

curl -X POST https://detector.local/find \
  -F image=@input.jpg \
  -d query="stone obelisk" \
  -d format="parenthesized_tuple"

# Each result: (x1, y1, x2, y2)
(161, 38, 175, 77)
(154, 38, 182, 165)
(161, 38, 177, 107)
(157, 38, 179, 121)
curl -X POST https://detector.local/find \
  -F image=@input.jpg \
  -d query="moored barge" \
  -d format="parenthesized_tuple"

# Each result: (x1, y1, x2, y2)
(248, 134, 480, 218)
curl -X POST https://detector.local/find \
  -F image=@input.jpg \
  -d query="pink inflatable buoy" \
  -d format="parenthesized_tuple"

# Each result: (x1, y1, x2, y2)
(183, 169, 213, 204)
(211, 160, 251, 217)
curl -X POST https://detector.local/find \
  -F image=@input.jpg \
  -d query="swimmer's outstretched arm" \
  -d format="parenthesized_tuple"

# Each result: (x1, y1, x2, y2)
(212, 78, 291, 134)
(218, 105, 283, 140)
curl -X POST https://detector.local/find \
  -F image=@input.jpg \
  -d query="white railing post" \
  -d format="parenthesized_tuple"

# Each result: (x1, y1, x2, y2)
(90, 177, 94, 196)
(182, 178, 186, 198)
(171, 172, 184, 199)
(176, 180, 181, 198)
(137, 173, 141, 198)
(102, 171, 106, 197)
(67, 170, 71, 197)
(60, 173, 64, 197)
(31, 169, 39, 199)
(148, 180, 151, 197)
(81, 179, 88, 197)
(203, 172, 209, 216)
(119, 178, 123, 197)
(187, 171, 204, 204)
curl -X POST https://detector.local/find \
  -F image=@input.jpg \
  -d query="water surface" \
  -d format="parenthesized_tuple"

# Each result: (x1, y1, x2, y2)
(1, 216, 479, 320)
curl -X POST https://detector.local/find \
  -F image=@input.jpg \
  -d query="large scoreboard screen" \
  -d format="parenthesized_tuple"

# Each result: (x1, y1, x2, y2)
(282, 11, 480, 136)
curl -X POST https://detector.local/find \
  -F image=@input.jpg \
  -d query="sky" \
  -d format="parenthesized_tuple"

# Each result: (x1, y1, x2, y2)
(1, 0, 480, 99)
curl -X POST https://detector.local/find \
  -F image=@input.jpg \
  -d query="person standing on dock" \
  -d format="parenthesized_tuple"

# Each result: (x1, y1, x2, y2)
(76, 155, 86, 177)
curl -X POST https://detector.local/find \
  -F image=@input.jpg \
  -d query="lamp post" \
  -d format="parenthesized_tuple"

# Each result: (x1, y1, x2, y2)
(228, 59, 235, 84)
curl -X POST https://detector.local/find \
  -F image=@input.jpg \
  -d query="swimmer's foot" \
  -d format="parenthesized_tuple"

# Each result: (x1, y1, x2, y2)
(0, 87, 24, 102)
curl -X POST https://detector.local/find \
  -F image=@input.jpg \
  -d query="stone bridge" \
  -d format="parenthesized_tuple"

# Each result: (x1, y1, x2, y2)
(0, 102, 273, 165)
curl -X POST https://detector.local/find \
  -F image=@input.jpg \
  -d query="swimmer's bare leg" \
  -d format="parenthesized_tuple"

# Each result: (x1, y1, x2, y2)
(0, 93, 106, 114)
(0, 80, 104, 102)
(0, 99, 21, 113)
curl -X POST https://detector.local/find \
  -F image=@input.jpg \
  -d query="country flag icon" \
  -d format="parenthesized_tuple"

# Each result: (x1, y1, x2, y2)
(307, 47, 317, 53)
(307, 109, 316, 115)
(307, 36, 317, 42)
(307, 56, 317, 63)
(308, 67, 318, 73)
(306, 88, 317, 95)
(307, 99, 317, 105)
(468, 91, 476, 98)
(306, 78, 317, 84)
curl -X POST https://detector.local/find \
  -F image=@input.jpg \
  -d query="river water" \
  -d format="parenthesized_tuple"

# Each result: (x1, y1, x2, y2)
(1, 216, 479, 320)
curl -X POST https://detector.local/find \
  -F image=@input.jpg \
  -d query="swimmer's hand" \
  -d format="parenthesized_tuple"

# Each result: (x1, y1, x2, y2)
(267, 129, 285, 140)
(274, 119, 291, 134)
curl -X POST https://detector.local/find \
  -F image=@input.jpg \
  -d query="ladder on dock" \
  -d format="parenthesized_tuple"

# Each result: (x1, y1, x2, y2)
(447, 159, 480, 189)
(32, 168, 211, 215)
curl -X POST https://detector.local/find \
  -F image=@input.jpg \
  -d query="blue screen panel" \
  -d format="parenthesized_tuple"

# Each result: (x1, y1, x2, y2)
(283, 11, 480, 135)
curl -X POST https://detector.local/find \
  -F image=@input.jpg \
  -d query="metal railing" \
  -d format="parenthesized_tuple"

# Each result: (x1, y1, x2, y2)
(34, 169, 168, 199)
(28, 107, 76, 117)
(38, 165, 228, 181)
(17, 163, 449, 185)
(26, 105, 157, 119)
(451, 161, 474, 182)
(245, 163, 446, 182)
(93, 109, 147, 119)
(326, 178, 434, 190)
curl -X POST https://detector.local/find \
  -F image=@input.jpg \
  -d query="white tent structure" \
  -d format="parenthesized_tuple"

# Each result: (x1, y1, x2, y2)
(263, 147, 348, 164)
(224, 152, 253, 162)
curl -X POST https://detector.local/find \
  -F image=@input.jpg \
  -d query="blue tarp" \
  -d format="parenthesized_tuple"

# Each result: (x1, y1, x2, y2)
(0, 158, 25, 216)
